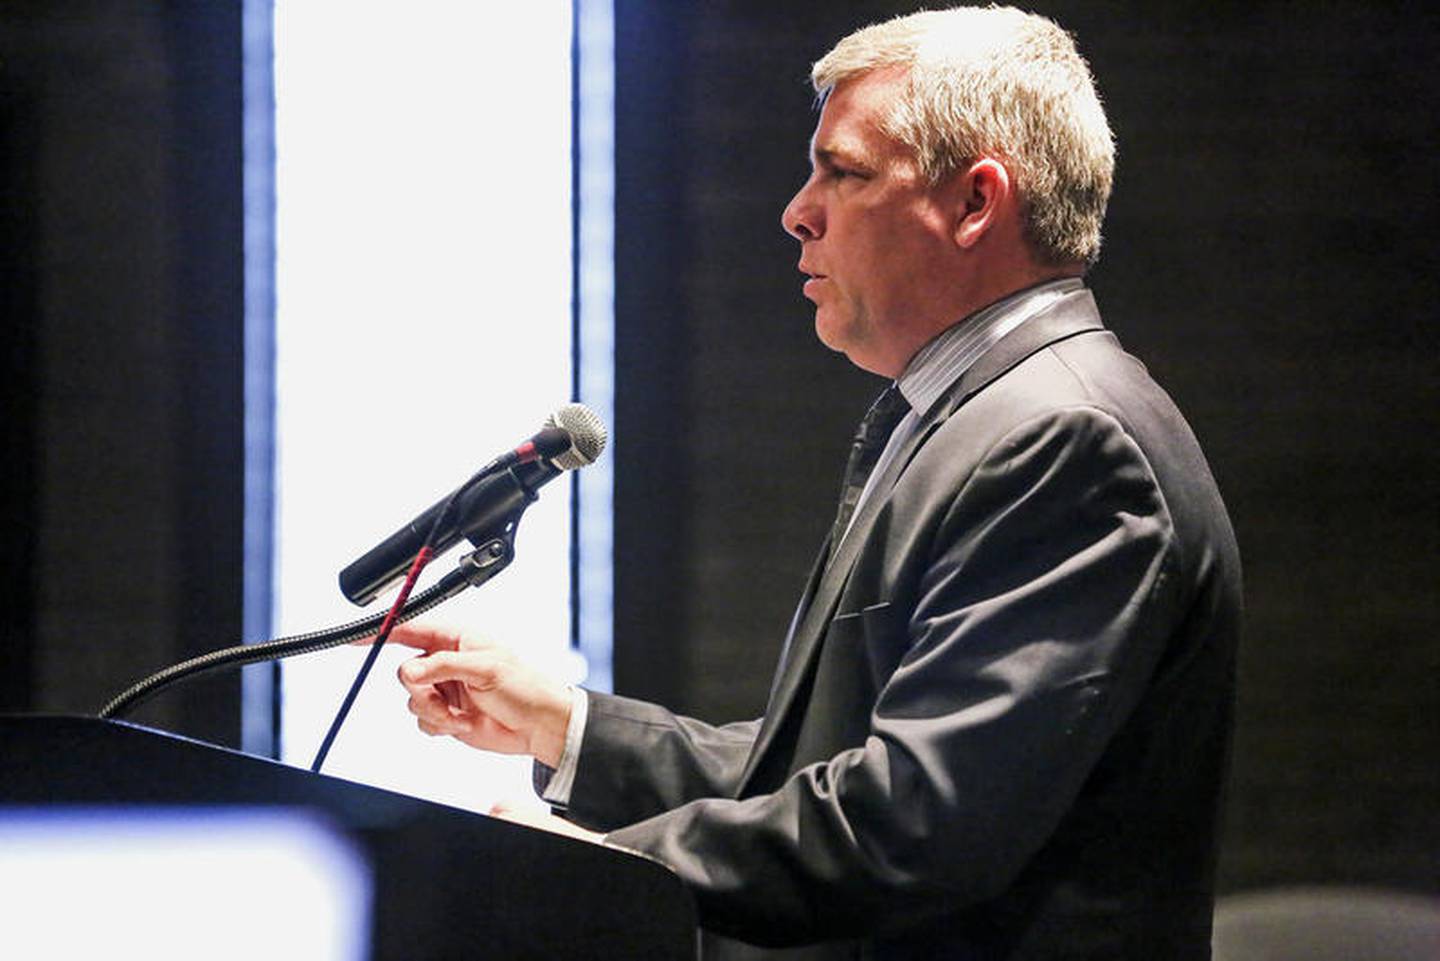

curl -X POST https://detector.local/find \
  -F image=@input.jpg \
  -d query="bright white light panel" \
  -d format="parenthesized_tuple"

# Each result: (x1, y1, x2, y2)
(0, 808, 371, 960)
(273, 2, 580, 813)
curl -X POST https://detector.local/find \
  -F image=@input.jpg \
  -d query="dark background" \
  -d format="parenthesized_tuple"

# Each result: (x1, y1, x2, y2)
(2, 1, 1435, 898)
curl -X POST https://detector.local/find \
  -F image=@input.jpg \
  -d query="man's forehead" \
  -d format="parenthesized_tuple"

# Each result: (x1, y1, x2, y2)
(807, 76, 908, 168)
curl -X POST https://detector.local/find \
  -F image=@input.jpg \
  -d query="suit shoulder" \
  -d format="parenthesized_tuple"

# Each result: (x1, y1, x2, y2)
(940, 332, 1146, 444)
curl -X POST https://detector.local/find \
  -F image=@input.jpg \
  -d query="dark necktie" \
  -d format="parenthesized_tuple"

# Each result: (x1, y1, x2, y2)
(829, 384, 910, 550)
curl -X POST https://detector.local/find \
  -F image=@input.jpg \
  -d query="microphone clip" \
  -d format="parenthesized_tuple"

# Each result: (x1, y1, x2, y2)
(456, 532, 515, 591)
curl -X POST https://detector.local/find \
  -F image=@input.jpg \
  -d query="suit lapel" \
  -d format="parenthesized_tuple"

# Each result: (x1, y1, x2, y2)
(737, 289, 1106, 793)
(764, 533, 834, 705)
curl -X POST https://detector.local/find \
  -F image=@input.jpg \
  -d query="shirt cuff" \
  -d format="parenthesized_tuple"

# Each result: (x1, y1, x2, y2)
(536, 685, 588, 808)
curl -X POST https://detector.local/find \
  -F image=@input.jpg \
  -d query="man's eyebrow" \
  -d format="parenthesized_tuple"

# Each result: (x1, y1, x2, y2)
(811, 144, 871, 169)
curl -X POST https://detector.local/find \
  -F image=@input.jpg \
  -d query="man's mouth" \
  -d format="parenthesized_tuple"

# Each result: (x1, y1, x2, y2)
(800, 266, 827, 299)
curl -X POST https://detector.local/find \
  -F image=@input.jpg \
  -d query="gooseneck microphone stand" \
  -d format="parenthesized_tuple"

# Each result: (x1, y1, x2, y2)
(98, 529, 516, 725)
(97, 458, 551, 771)
(99, 403, 606, 773)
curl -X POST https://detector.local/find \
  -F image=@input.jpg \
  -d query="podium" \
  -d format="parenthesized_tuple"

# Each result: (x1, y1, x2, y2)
(0, 715, 696, 959)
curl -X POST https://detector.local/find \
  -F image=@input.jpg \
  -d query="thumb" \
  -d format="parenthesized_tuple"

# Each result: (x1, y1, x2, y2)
(397, 650, 468, 687)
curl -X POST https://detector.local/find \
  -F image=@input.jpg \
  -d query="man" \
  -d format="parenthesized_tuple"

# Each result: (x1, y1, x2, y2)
(391, 7, 1241, 959)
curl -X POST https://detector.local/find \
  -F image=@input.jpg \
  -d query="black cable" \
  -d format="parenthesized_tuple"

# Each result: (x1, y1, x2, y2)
(308, 484, 471, 773)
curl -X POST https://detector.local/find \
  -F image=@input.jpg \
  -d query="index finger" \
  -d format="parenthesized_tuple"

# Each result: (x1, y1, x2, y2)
(365, 622, 462, 654)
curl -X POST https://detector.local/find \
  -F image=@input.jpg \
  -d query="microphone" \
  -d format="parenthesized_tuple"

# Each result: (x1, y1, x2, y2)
(338, 404, 607, 606)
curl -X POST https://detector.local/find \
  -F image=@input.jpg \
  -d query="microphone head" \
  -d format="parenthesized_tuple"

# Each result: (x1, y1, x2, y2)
(544, 403, 607, 470)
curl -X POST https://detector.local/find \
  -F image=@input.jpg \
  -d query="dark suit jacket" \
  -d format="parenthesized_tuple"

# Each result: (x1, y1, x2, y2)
(564, 289, 1242, 960)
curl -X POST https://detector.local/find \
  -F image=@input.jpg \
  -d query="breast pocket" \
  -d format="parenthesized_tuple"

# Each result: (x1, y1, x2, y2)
(826, 600, 909, 686)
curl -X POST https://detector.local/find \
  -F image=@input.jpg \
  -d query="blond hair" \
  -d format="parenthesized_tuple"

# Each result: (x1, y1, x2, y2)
(813, 6, 1114, 266)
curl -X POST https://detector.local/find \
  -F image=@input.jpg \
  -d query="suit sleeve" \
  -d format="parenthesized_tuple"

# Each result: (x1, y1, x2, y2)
(562, 693, 762, 830)
(593, 407, 1185, 946)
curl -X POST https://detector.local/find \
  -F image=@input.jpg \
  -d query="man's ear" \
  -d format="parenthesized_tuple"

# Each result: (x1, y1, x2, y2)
(954, 158, 1011, 250)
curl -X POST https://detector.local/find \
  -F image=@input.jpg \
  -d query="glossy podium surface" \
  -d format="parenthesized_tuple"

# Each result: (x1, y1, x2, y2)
(0, 715, 695, 960)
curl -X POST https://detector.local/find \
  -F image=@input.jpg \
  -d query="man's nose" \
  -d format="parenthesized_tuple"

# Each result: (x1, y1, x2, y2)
(781, 182, 822, 241)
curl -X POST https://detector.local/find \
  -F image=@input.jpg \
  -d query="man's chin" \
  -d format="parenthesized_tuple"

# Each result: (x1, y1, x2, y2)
(815, 315, 893, 376)
(813, 310, 848, 354)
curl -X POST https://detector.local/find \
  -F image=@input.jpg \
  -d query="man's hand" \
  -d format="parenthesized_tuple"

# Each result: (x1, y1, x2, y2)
(386, 623, 572, 766)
